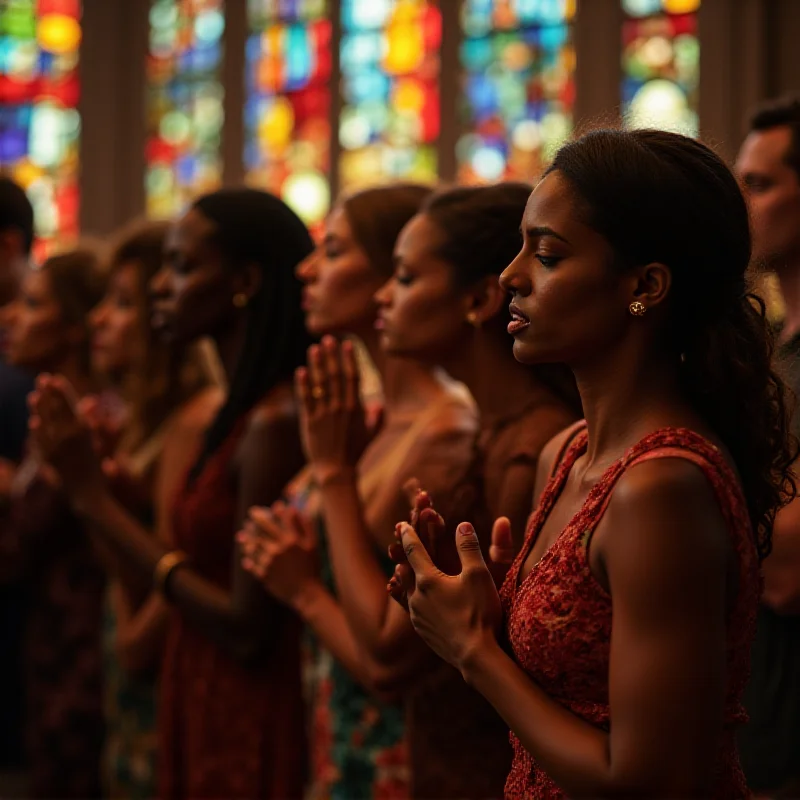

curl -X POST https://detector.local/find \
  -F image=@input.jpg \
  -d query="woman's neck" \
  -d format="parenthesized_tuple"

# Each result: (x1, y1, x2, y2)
(357, 326, 451, 414)
(573, 340, 690, 470)
(444, 330, 552, 427)
(212, 317, 248, 384)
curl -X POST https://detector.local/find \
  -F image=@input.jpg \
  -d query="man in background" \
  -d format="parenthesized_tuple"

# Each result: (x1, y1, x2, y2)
(0, 176, 35, 794)
(736, 96, 800, 798)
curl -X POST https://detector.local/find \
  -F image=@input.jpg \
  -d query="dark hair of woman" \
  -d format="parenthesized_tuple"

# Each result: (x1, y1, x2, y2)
(342, 183, 435, 278)
(189, 188, 315, 479)
(44, 244, 107, 372)
(546, 128, 797, 559)
(420, 182, 582, 415)
(107, 219, 211, 454)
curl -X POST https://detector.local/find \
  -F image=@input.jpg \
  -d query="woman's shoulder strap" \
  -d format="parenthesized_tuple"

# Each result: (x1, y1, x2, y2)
(548, 420, 588, 481)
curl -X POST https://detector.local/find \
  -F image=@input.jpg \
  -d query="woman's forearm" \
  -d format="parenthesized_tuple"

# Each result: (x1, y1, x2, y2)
(291, 579, 380, 691)
(76, 489, 275, 663)
(111, 583, 169, 677)
(317, 475, 408, 661)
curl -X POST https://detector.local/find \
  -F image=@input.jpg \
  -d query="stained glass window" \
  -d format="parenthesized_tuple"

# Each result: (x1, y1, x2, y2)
(338, 0, 441, 191)
(245, 0, 331, 232)
(622, 0, 700, 136)
(0, 0, 82, 261)
(146, 0, 225, 219)
(458, 0, 576, 185)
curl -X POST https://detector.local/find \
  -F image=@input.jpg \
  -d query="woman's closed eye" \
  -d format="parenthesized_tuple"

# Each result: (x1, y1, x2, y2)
(535, 254, 562, 268)
(394, 271, 414, 286)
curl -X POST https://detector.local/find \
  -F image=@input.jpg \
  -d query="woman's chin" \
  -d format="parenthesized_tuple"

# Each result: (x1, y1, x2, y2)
(511, 338, 543, 365)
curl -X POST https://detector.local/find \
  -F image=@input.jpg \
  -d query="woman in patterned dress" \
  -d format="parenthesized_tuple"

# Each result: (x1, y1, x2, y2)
(391, 129, 797, 798)
(240, 184, 481, 799)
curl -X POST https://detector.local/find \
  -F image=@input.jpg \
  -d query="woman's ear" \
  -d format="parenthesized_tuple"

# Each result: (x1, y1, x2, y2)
(232, 262, 263, 306)
(629, 261, 672, 310)
(465, 275, 507, 326)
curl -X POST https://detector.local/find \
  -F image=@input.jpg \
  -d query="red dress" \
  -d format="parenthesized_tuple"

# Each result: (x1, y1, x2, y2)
(499, 423, 759, 799)
(158, 418, 306, 799)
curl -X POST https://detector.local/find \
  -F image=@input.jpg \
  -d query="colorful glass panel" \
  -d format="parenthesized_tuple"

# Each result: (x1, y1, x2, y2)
(338, 0, 441, 191)
(622, 0, 701, 135)
(458, 0, 576, 184)
(0, 0, 82, 261)
(146, 0, 225, 219)
(245, 0, 331, 231)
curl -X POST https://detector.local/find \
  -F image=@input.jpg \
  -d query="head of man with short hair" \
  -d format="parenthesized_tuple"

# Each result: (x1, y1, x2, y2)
(0, 177, 33, 307)
(737, 97, 800, 271)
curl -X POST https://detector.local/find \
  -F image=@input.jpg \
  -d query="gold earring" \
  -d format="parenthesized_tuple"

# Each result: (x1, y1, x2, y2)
(628, 301, 646, 317)
(233, 293, 248, 309)
(466, 311, 479, 327)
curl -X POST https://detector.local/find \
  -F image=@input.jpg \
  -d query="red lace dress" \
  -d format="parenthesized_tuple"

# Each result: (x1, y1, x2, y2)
(499, 423, 759, 799)
(158, 418, 306, 799)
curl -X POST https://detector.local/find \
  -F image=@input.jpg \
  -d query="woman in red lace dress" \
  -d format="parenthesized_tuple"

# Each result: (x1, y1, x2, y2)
(29, 189, 315, 799)
(390, 129, 797, 798)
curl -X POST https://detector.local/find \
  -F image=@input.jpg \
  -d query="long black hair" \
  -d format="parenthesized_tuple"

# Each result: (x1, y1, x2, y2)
(190, 188, 314, 479)
(547, 128, 797, 559)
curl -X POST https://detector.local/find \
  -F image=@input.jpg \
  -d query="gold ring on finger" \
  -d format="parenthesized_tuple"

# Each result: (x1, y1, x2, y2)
(312, 385, 325, 400)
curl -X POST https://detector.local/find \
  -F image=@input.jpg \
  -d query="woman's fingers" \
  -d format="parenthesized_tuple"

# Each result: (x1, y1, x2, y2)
(388, 562, 411, 611)
(341, 339, 361, 410)
(307, 344, 327, 409)
(248, 506, 287, 542)
(489, 516, 516, 565)
(295, 367, 312, 415)
(322, 336, 342, 409)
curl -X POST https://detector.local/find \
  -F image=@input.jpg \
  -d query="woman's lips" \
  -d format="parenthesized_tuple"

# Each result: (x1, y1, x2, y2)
(508, 303, 530, 335)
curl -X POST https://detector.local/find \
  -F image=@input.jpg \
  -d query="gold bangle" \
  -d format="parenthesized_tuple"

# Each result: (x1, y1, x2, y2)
(153, 550, 189, 599)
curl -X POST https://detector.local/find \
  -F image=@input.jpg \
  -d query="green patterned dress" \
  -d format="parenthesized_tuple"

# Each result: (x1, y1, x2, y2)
(286, 470, 410, 800)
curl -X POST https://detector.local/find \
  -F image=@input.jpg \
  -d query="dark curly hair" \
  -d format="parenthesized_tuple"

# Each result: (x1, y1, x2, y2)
(547, 128, 797, 560)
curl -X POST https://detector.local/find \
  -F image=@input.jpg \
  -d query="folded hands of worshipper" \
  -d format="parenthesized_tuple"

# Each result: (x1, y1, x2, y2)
(28, 373, 105, 504)
(387, 483, 517, 674)
(295, 336, 381, 487)
(238, 501, 321, 607)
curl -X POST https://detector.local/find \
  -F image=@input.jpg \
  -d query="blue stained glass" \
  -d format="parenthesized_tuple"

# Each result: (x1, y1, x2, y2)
(0, 128, 27, 161)
(244, 97, 261, 127)
(245, 32, 261, 62)
(340, 31, 382, 73)
(346, 69, 390, 103)
(466, 74, 499, 116)
(461, 37, 493, 71)
(176, 155, 197, 185)
(342, 0, 391, 31)
(244, 139, 259, 169)
(540, 23, 569, 48)
(285, 25, 312, 87)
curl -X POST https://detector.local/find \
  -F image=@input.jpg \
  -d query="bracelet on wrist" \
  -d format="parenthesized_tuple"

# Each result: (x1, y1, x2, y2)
(153, 550, 189, 600)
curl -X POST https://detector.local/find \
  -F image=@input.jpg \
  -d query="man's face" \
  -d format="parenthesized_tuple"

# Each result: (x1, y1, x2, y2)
(737, 126, 800, 269)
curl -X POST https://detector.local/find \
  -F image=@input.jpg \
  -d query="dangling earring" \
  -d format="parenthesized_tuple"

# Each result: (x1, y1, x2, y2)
(628, 301, 646, 317)
(233, 292, 249, 309)
(466, 311, 480, 327)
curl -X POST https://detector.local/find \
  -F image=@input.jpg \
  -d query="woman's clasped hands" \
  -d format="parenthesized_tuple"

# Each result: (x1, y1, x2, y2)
(27, 374, 105, 501)
(387, 486, 518, 675)
(295, 336, 379, 485)
(238, 502, 321, 607)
